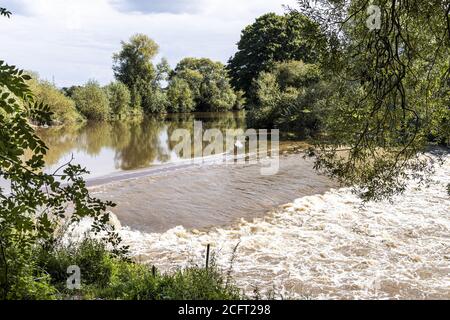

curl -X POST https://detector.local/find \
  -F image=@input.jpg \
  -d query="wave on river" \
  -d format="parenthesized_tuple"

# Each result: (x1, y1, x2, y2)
(66, 155, 449, 299)
(116, 155, 450, 299)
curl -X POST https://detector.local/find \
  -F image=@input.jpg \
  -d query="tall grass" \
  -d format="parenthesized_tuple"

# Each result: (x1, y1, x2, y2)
(33, 239, 242, 300)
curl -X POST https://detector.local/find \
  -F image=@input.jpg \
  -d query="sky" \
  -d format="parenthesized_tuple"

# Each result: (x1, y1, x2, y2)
(0, 0, 297, 87)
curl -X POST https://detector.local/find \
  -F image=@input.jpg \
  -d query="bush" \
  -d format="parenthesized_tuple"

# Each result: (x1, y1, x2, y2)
(33, 239, 242, 300)
(233, 90, 246, 111)
(3, 246, 57, 300)
(247, 60, 326, 137)
(91, 264, 242, 300)
(36, 239, 114, 292)
(0, 60, 117, 301)
(28, 77, 82, 125)
(73, 80, 110, 121)
(105, 81, 131, 118)
(173, 58, 237, 112)
(167, 78, 195, 113)
(142, 87, 168, 114)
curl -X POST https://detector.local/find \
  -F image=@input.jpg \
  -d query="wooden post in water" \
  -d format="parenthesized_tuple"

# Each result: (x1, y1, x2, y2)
(205, 244, 210, 270)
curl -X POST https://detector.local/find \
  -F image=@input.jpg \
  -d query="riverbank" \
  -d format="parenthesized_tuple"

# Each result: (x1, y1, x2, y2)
(111, 154, 450, 299)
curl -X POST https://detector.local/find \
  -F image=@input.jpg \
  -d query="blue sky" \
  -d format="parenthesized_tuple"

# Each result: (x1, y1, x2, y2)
(0, 0, 296, 87)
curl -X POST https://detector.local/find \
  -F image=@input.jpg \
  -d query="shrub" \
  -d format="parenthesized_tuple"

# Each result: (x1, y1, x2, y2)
(28, 77, 82, 125)
(167, 77, 195, 113)
(34, 239, 242, 300)
(0, 59, 117, 300)
(142, 87, 168, 114)
(36, 239, 114, 292)
(173, 58, 237, 112)
(72, 80, 110, 121)
(91, 262, 242, 300)
(247, 60, 326, 137)
(105, 81, 131, 118)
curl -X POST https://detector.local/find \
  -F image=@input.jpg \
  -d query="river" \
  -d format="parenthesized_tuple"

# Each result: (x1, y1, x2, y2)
(33, 112, 450, 299)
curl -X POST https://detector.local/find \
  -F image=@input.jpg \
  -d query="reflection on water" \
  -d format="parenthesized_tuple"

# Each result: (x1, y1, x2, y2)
(36, 112, 247, 178)
(33, 112, 335, 232)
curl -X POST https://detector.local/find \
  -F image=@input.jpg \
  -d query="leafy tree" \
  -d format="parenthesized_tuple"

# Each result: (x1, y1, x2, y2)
(0, 59, 124, 299)
(167, 77, 195, 113)
(248, 60, 325, 136)
(142, 87, 169, 114)
(227, 12, 326, 96)
(233, 90, 246, 111)
(0, 9, 127, 299)
(61, 85, 82, 98)
(173, 58, 237, 111)
(28, 76, 82, 125)
(105, 81, 131, 118)
(154, 58, 172, 88)
(113, 34, 159, 111)
(295, 0, 450, 200)
(72, 80, 110, 121)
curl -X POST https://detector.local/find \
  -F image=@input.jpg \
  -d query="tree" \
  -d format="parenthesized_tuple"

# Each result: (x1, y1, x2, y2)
(167, 77, 195, 113)
(294, 0, 450, 200)
(72, 80, 110, 121)
(248, 60, 325, 136)
(0, 11, 126, 298)
(142, 87, 169, 114)
(173, 58, 237, 111)
(105, 81, 131, 118)
(28, 76, 82, 125)
(154, 58, 172, 88)
(227, 12, 326, 96)
(113, 34, 159, 111)
(61, 85, 82, 98)
(233, 90, 246, 111)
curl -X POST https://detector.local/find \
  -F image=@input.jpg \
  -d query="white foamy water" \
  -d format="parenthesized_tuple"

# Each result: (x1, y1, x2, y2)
(116, 155, 450, 300)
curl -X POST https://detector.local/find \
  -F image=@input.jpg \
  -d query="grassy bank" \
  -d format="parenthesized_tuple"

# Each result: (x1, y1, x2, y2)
(13, 239, 242, 300)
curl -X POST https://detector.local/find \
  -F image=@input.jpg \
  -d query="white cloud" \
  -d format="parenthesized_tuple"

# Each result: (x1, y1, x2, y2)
(0, 0, 297, 87)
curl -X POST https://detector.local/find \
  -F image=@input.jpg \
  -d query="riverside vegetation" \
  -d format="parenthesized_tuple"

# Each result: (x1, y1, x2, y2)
(1, 1, 449, 300)
(31, 35, 247, 125)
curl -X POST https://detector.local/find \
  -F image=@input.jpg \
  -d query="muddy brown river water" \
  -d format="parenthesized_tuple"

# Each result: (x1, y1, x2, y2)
(20, 112, 450, 299)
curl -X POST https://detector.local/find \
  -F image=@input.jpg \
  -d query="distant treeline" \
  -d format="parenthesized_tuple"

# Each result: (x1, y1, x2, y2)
(26, 9, 449, 148)
(27, 11, 326, 133)
(29, 35, 247, 125)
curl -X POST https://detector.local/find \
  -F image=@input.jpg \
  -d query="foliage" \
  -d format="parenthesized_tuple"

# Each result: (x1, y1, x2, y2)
(72, 80, 110, 121)
(227, 12, 326, 97)
(166, 77, 195, 113)
(173, 58, 237, 112)
(233, 90, 246, 111)
(28, 76, 83, 125)
(247, 60, 326, 136)
(113, 34, 159, 112)
(36, 238, 115, 292)
(0, 9, 126, 300)
(105, 81, 131, 118)
(0, 58, 123, 299)
(61, 85, 82, 98)
(295, 0, 450, 201)
(142, 87, 169, 114)
(34, 238, 242, 300)
(154, 58, 172, 88)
